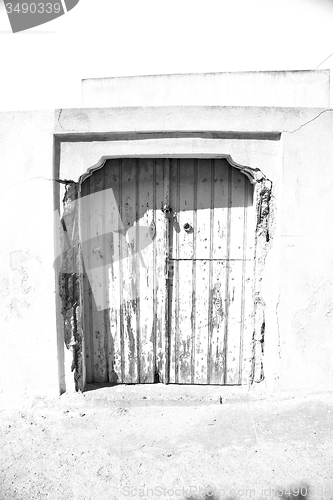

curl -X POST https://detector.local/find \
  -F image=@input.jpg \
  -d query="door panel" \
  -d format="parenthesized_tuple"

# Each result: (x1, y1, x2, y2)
(81, 159, 168, 384)
(167, 159, 255, 385)
(81, 158, 254, 386)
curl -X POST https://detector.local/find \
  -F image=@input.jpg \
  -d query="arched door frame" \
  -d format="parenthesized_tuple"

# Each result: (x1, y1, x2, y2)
(56, 144, 274, 393)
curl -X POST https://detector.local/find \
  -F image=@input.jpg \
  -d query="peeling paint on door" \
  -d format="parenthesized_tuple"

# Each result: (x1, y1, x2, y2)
(168, 159, 255, 385)
(80, 158, 256, 385)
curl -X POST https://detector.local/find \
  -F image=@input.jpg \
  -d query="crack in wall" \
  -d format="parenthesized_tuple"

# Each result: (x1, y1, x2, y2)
(0, 176, 80, 196)
(57, 109, 64, 131)
(0, 176, 60, 194)
(283, 109, 332, 134)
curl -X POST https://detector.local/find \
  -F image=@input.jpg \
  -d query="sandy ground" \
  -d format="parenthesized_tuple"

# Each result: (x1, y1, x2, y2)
(0, 385, 333, 500)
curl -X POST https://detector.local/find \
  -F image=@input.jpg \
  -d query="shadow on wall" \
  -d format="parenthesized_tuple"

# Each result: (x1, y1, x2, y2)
(184, 483, 311, 500)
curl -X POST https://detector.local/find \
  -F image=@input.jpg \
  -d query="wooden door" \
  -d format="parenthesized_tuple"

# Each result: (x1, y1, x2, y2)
(81, 158, 169, 384)
(168, 159, 255, 385)
(80, 158, 254, 386)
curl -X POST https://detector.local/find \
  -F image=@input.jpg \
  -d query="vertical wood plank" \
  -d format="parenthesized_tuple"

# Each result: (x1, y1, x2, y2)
(212, 159, 230, 260)
(163, 159, 171, 383)
(154, 159, 167, 382)
(135, 160, 141, 382)
(152, 159, 157, 382)
(208, 260, 227, 384)
(120, 158, 138, 383)
(176, 159, 195, 259)
(208, 159, 229, 384)
(102, 168, 110, 381)
(77, 186, 86, 390)
(118, 161, 125, 383)
(229, 168, 246, 260)
(190, 160, 198, 384)
(174, 159, 195, 383)
(168, 257, 178, 384)
(225, 260, 243, 384)
(207, 159, 214, 384)
(241, 181, 256, 384)
(137, 158, 155, 383)
(80, 180, 93, 384)
(196, 159, 212, 259)
(168, 159, 179, 383)
(105, 159, 122, 384)
(226, 170, 248, 383)
(194, 260, 209, 383)
(238, 179, 248, 385)
(88, 169, 107, 382)
(222, 165, 232, 384)
(176, 260, 193, 383)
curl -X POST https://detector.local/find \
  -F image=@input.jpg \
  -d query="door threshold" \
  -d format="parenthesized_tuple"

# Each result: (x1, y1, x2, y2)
(82, 383, 250, 406)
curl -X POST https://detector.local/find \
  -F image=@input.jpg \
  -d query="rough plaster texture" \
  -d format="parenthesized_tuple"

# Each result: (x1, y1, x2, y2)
(81, 70, 330, 108)
(0, 111, 59, 398)
(276, 110, 333, 392)
(57, 181, 84, 393)
(55, 105, 328, 136)
(1, 103, 333, 398)
(55, 105, 333, 394)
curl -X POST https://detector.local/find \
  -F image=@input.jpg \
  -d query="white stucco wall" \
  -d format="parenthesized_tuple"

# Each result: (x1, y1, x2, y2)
(81, 70, 330, 108)
(55, 105, 333, 394)
(0, 111, 59, 402)
(275, 110, 333, 392)
(1, 102, 332, 398)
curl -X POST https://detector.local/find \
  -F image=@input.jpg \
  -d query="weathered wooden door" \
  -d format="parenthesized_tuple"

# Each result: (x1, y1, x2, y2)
(80, 158, 254, 385)
(81, 158, 169, 385)
(168, 159, 255, 384)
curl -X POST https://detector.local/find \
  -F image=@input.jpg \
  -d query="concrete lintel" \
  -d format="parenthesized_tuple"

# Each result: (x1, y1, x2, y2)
(54, 106, 329, 137)
(82, 70, 330, 108)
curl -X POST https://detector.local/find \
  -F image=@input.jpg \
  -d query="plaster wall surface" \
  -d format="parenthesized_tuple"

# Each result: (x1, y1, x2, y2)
(55, 105, 328, 136)
(56, 105, 333, 394)
(1, 104, 333, 399)
(0, 110, 59, 401)
(81, 70, 330, 108)
(274, 110, 333, 392)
